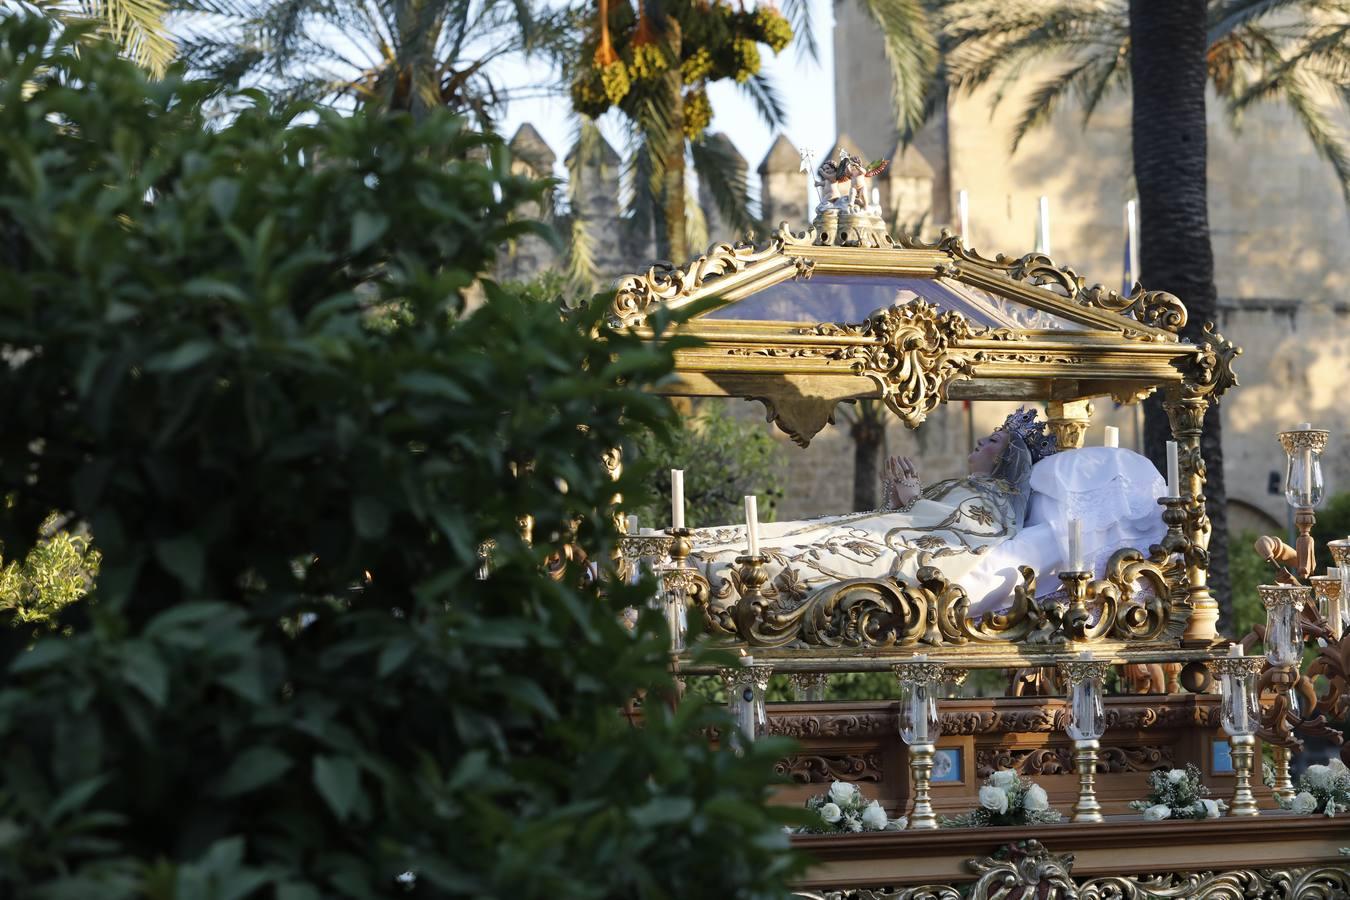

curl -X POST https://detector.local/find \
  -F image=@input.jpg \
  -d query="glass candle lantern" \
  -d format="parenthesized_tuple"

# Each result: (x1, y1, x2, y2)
(720, 659, 771, 750)
(1330, 540, 1350, 632)
(893, 655, 946, 831)
(1259, 584, 1310, 667)
(895, 656, 944, 745)
(1217, 647, 1261, 737)
(1065, 657, 1107, 742)
(1310, 571, 1343, 641)
(1279, 425, 1328, 509)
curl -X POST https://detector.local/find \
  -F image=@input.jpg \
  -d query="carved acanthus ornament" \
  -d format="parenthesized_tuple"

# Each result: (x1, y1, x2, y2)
(775, 752, 883, 783)
(799, 300, 982, 429)
(894, 232, 1188, 338)
(792, 864, 1350, 900)
(976, 744, 1174, 777)
(609, 239, 785, 327)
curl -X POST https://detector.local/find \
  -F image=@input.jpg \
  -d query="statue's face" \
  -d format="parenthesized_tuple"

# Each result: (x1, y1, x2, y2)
(968, 429, 1010, 476)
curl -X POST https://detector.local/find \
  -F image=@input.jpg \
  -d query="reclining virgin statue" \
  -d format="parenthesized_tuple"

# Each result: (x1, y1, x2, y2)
(688, 409, 1169, 616)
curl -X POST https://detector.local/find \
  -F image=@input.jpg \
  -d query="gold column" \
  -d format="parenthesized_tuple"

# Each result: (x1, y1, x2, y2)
(1046, 399, 1094, 450)
(1164, 388, 1218, 644)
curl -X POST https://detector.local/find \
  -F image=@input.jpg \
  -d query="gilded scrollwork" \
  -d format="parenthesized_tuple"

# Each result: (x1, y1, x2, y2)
(686, 546, 1186, 653)
(893, 232, 1187, 337)
(792, 865, 1350, 900)
(609, 239, 784, 328)
(801, 300, 981, 428)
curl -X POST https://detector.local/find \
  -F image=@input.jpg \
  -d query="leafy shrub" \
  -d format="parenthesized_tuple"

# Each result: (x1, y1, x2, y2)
(627, 403, 786, 530)
(0, 18, 800, 897)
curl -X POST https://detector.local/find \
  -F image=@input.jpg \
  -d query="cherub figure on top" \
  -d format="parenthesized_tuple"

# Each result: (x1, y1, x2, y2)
(814, 149, 889, 215)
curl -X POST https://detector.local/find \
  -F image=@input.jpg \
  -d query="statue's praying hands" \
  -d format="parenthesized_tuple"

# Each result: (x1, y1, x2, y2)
(883, 455, 922, 511)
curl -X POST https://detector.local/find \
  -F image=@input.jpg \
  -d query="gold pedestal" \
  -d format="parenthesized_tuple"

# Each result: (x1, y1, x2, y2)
(1271, 745, 1296, 802)
(1228, 733, 1260, 817)
(908, 741, 938, 830)
(1072, 738, 1104, 824)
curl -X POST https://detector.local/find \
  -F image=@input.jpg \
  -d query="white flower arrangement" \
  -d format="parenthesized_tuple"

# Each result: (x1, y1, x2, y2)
(940, 770, 1062, 828)
(1129, 765, 1226, 820)
(796, 781, 907, 834)
(1278, 759, 1350, 817)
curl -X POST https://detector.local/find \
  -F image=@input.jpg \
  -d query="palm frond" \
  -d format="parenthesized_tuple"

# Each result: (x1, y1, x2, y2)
(70, 0, 176, 74)
(854, 0, 939, 139)
(777, 0, 817, 62)
(736, 71, 787, 129)
(564, 116, 606, 292)
(690, 133, 756, 237)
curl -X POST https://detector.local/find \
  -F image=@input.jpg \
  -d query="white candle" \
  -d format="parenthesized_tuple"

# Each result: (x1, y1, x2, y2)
(1036, 195, 1051, 255)
(626, 515, 639, 535)
(1068, 518, 1083, 572)
(958, 189, 970, 249)
(1229, 642, 1243, 657)
(1104, 426, 1119, 448)
(1166, 441, 1180, 497)
(744, 495, 760, 557)
(670, 469, 685, 529)
(741, 653, 754, 667)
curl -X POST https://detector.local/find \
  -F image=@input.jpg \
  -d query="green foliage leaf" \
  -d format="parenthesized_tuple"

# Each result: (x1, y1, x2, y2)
(214, 747, 294, 797)
(312, 755, 364, 822)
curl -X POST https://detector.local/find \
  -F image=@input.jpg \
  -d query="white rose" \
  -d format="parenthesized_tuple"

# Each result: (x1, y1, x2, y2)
(1328, 758, 1348, 777)
(819, 802, 843, 824)
(1166, 768, 1188, 784)
(979, 785, 1010, 814)
(861, 801, 889, 831)
(828, 781, 859, 807)
(1023, 783, 1050, 812)
(1305, 765, 1332, 791)
(1198, 798, 1222, 819)
(1143, 804, 1172, 821)
(989, 770, 1018, 789)
(1290, 791, 1319, 815)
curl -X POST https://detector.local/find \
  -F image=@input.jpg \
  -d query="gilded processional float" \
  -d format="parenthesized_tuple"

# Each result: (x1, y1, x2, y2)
(609, 149, 1350, 898)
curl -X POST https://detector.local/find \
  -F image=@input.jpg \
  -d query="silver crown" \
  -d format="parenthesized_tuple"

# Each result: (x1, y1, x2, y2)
(1000, 407, 1057, 463)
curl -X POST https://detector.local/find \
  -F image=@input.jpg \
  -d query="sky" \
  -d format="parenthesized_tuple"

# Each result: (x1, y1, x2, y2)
(496, 0, 837, 181)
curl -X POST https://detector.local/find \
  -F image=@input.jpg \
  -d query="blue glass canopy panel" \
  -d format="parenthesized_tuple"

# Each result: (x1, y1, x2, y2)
(701, 275, 1088, 332)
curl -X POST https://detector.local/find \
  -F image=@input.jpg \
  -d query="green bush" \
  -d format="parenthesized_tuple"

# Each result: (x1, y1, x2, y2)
(0, 515, 100, 635)
(626, 403, 786, 530)
(0, 18, 800, 897)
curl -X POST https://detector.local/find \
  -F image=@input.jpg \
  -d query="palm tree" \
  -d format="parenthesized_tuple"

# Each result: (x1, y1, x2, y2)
(566, 0, 797, 265)
(19, 0, 175, 74)
(174, 0, 574, 126)
(939, 0, 1350, 195)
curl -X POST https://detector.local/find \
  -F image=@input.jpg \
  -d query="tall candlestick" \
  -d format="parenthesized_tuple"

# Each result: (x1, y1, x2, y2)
(1103, 426, 1119, 448)
(670, 469, 685, 529)
(744, 495, 760, 557)
(1166, 441, 1180, 497)
(1068, 518, 1083, 572)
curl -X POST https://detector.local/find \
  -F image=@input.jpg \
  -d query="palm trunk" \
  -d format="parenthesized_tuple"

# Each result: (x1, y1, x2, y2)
(851, 408, 884, 511)
(661, 91, 688, 264)
(1130, 0, 1231, 631)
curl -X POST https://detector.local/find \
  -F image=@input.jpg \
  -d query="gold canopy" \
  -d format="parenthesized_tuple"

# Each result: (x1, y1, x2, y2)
(609, 224, 1236, 450)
